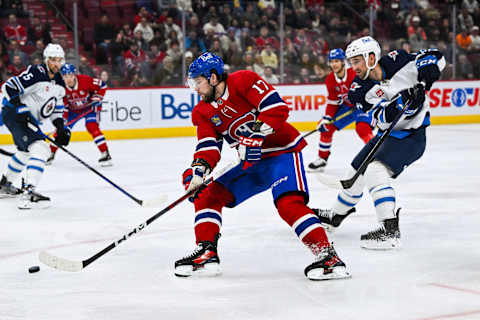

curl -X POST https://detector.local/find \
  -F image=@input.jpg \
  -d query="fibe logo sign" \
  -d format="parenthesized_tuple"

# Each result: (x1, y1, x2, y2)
(161, 93, 200, 119)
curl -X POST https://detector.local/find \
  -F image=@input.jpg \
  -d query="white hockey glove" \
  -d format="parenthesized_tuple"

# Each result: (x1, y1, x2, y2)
(182, 158, 211, 196)
(316, 115, 334, 132)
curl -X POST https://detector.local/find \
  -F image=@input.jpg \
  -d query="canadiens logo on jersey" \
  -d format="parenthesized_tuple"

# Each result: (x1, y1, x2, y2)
(228, 112, 256, 141)
(210, 114, 222, 126)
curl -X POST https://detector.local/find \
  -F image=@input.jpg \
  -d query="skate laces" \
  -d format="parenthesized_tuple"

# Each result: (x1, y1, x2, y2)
(183, 242, 211, 260)
(315, 209, 332, 220)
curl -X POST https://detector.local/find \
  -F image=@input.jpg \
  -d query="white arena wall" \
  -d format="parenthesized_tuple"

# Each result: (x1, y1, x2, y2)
(1, 80, 480, 144)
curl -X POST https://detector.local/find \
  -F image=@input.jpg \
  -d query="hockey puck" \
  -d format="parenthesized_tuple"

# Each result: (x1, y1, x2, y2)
(28, 266, 40, 273)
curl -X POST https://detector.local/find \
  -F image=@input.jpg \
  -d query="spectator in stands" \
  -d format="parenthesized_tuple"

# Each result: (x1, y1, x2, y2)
(263, 66, 279, 84)
(239, 28, 256, 52)
(27, 16, 51, 45)
(94, 14, 116, 64)
(458, 7, 474, 32)
(203, 16, 225, 38)
(78, 56, 95, 77)
(225, 42, 243, 71)
(471, 25, 480, 50)
(6, 54, 25, 76)
(4, 13, 27, 46)
(130, 69, 149, 87)
(0, 0, 28, 18)
(57, 38, 75, 63)
(185, 30, 207, 55)
(124, 41, 146, 77)
(109, 32, 127, 76)
(310, 63, 328, 82)
(186, 14, 204, 37)
(166, 30, 182, 51)
(29, 39, 44, 64)
(134, 7, 153, 25)
(299, 52, 314, 70)
(133, 30, 148, 51)
(166, 40, 182, 65)
(456, 28, 473, 52)
(122, 23, 134, 42)
(253, 53, 265, 76)
(457, 54, 474, 79)
(149, 43, 166, 64)
(260, 43, 278, 70)
(7, 39, 27, 65)
(243, 3, 259, 28)
(293, 28, 312, 53)
(391, 15, 408, 40)
(164, 16, 183, 46)
(0, 59, 7, 82)
(255, 26, 279, 51)
(209, 38, 226, 61)
(299, 67, 311, 83)
(154, 55, 182, 85)
(100, 69, 113, 87)
(0, 42, 9, 66)
(134, 16, 154, 44)
(31, 56, 41, 65)
(185, 50, 194, 66)
(409, 26, 427, 52)
(462, 0, 479, 14)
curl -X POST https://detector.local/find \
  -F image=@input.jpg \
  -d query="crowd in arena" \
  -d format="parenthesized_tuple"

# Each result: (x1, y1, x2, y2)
(1, 0, 480, 87)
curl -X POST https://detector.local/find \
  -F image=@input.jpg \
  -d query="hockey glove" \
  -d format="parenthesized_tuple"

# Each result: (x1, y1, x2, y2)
(90, 95, 103, 112)
(238, 121, 269, 170)
(416, 53, 441, 90)
(399, 83, 425, 113)
(182, 158, 211, 201)
(316, 115, 334, 133)
(53, 118, 71, 146)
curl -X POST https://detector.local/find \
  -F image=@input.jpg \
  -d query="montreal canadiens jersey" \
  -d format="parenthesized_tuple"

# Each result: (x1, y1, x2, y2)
(1, 64, 65, 123)
(348, 49, 445, 134)
(63, 74, 107, 112)
(192, 70, 306, 169)
(323, 67, 356, 117)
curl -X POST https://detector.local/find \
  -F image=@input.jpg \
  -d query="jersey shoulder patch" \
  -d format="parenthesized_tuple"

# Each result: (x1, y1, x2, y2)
(380, 49, 415, 80)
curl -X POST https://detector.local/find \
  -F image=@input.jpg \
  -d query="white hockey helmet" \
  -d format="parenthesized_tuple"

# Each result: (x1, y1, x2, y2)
(345, 36, 381, 79)
(43, 43, 65, 64)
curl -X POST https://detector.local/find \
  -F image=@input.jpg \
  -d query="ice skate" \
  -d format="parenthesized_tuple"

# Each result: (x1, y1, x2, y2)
(304, 245, 351, 280)
(175, 234, 221, 277)
(313, 208, 356, 232)
(98, 151, 113, 167)
(307, 157, 328, 172)
(0, 175, 22, 198)
(360, 209, 401, 250)
(18, 185, 51, 209)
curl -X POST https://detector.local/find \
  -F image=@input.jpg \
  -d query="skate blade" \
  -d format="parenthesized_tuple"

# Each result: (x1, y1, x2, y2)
(320, 223, 337, 234)
(100, 160, 113, 167)
(0, 193, 20, 199)
(18, 200, 51, 210)
(174, 263, 221, 278)
(307, 266, 351, 281)
(360, 239, 401, 250)
(307, 167, 326, 173)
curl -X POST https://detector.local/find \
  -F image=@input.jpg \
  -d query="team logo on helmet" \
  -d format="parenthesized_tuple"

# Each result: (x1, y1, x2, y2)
(61, 63, 77, 75)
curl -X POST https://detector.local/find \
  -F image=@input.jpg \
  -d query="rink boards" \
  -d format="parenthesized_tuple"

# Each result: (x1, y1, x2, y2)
(1, 80, 480, 143)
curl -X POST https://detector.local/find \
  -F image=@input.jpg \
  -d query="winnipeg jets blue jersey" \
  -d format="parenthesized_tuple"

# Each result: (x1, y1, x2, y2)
(1, 64, 65, 123)
(348, 49, 445, 135)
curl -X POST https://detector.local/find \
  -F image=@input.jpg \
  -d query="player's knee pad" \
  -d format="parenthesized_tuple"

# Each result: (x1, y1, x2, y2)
(25, 140, 50, 186)
(86, 121, 101, 137)
(365, 161, 396, 221)
(276, 193, 311, 226)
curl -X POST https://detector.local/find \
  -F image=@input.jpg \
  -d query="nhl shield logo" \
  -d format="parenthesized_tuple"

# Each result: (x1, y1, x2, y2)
(210, 114, 222, 126)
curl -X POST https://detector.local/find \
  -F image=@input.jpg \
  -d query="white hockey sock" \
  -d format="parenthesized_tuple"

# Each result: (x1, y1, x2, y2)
(364, 161, 396, 222)
(332, 166, 365, 214)
(5, 151, 29, 182)
(25, 141, 50, 188)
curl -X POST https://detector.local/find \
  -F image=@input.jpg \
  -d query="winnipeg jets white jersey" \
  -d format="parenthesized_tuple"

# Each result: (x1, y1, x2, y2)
(348, 49, 445, 135)
(1, 64, 65, 123)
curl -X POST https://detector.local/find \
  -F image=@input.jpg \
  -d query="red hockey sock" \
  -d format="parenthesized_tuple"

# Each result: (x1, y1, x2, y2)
(193, 182, 234, 243)
(318, 130, 334, 160)
(356, 122, 374, 144)
(86, 122, 108, 153)
(276, 194, 330, 254)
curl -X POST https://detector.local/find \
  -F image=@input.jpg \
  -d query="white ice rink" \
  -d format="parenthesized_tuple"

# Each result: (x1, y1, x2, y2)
(1, 124, 479, 320)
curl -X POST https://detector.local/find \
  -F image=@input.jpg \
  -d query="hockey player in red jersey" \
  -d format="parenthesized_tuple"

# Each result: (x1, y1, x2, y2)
(47, 63, 112, 166)
(175, 52, 351, 280)
(308, 48, 374, 172)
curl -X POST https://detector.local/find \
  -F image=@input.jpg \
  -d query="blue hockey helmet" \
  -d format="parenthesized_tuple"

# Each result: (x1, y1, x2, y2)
(60, 63, 77, 75)
(187, 52, 224, 89)
(328, 48, 345, 62)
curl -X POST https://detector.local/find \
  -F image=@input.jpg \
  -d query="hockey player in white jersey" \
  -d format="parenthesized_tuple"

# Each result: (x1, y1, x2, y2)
(0, 43, 71, 209)
(314, 36, 445, 249)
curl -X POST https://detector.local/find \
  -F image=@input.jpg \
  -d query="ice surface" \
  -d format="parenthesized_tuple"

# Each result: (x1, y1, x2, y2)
(1, 124, 479, 320)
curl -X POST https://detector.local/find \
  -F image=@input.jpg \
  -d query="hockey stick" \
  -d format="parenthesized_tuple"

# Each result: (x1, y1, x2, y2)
(47, 104, 96, 137)
(302, 108, 355, 139)
(0, 148, 14, 157)
(339, 98, 413, 189)
(27, 122, 166, 208)
(38, 160, 239, 272)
